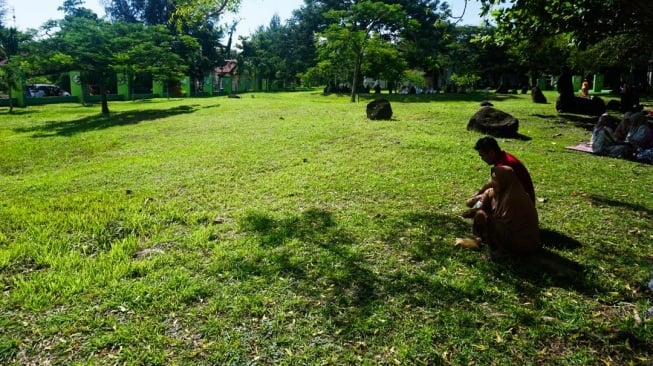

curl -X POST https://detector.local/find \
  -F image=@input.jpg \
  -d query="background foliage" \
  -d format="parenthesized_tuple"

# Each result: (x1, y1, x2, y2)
(2, 0, 650, 112)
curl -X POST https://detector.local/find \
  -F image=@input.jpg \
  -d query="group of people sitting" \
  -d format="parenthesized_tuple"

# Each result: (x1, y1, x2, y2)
(458, 102, 651, 260)
(460, 110, 652, 261)
(590, 110, 653, 163)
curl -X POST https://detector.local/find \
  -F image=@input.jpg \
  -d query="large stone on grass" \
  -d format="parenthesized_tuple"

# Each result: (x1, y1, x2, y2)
(367, 98, 393, 120)
(555, 96, 606, 116)
(467, 106, 519, 137)
(531, 86, 547, 104)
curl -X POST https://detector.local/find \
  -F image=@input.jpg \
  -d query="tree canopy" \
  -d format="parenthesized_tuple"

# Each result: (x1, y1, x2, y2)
(473, 0, 652, 86)
(103, 0, 234, 82)
(34, 2, 190, 114)
(479, 0, 652, 46)
(1, 0, 651, 116)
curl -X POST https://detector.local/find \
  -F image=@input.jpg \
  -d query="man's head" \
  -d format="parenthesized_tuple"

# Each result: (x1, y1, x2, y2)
(474, 136, 501, 165)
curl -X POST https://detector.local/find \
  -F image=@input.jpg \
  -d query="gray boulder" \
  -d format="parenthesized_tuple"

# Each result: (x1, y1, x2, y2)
(367, 98, 393, 120)
(467, 106, 519, 137)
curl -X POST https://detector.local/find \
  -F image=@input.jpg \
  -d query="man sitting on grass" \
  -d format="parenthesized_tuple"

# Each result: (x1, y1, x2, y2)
(466, 136, 535, 208)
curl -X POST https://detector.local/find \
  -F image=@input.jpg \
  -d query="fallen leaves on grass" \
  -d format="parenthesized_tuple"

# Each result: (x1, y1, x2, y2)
(454, 237, 482, 250)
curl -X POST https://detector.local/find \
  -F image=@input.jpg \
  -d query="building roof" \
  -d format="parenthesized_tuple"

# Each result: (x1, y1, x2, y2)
(216, 59, 238, 75)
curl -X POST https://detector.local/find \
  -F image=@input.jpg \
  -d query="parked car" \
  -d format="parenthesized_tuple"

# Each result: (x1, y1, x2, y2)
(27, 84, 71, 97)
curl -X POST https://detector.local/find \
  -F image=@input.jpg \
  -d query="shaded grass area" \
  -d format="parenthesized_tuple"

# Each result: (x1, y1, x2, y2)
(13, 104, 198, 137)
(0, 90, 651, 364)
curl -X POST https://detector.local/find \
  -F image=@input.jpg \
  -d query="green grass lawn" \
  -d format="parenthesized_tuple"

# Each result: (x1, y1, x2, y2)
(1, 90, 651, 365)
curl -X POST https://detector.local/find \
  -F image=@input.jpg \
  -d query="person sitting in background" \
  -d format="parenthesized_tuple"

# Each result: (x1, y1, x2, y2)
(580, 79, 590, 97)
(466, 166, 541, 260)
(635, 145, 653, 164)
(613, 111, 633, 141)
(625, 112, 653, 151)
(590, 113, 631, 158)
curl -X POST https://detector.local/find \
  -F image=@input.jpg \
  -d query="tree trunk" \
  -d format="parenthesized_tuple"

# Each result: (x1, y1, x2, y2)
(350, 53, 362, 103)
(8, 88, 14, 113)
(99, 79, 110, 115)
(530, 70, 538, 88)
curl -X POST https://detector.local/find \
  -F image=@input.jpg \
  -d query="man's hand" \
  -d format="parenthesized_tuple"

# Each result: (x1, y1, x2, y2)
(461, 208, 478, 218)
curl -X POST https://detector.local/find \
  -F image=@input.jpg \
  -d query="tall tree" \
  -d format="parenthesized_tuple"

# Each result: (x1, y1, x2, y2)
(0, 0, 31, 113)
(0, 26, 27, 113)
(282, 3, 322, 86)
(361, 35, 407, 92)
(39, 5, 190, 114)
(477, 0, 653, 46)
(238, 15, 288, 90)
(171, 0, 241, 28)
(104, 0, 176, 25)
(316, 0, 406, 102)
(240, 1, 324, 90)
(105, 0, 233, 90)
(395, 0, 451, 89)
(475, 0, 653, 80)
(446, 25, 517, 89)
(60, 0, 99, 19)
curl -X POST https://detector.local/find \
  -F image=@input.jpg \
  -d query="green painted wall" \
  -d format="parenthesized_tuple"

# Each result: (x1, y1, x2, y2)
(572, 75, 582, 92)
(153, 80, 164, 96)
(593, 74, 604, 92)
(537, 78, 546, 90)
(11, 74, 25, 107)
(203, 75, 213, 94)
(181, 76, 191, 96)
(222, 78, 232, 94)
(69, 71, 83, 99)
(117, 73, 130, 99)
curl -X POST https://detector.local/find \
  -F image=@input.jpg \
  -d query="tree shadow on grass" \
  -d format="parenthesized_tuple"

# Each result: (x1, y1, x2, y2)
(1, 108, 32, 116)
(13, 105, 197, 137)
(239, 208, 378, 305)
(495, 243, 653, 358)
(393, 213, 610, 301)
(585, 194, 652, 267)
(237, 209, 603, 303)
(500, 225, 587, 293)
(540, 227, 583, 250)
(531, 113, 597, 131)
(487, 227, 604, 298)
(499, 248, 588, 290)
(392, 212, 604, 294)
(237, 208, 483, 354)
(588, 194, 653, 217)
(555, 113, 597, 131)
(236, 208, 651, 360)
